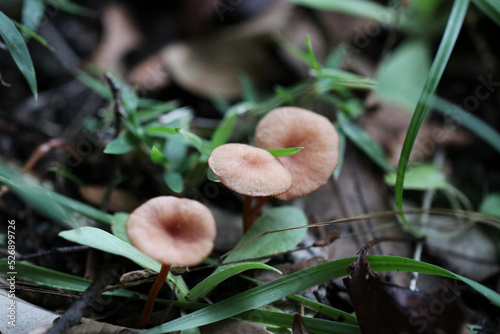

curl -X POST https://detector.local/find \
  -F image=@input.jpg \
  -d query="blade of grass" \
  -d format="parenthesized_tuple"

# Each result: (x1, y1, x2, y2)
(395, 0, 470, 235)
(0, 11, 37, 98)
(143, 255, 500, 333)
(22, 0, 46, 32)
(472, 0, 500, 25)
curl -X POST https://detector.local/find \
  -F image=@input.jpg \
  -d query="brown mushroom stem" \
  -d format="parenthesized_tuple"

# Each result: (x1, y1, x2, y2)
(242, 196, 269, 232)
(137, 264, 171, 328)
(242, 196, 254, 232)
(249, 197, 268, 227)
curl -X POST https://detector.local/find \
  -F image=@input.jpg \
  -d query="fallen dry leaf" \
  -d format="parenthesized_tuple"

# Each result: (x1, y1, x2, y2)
(91, 3, 142, 74)
(79, 185, 141, 212)
(292, 313, 312, 334)
(343, 244, 467, 334)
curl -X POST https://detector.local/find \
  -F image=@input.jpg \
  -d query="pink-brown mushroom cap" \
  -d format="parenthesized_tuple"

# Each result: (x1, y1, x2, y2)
(254, 107, 339, 200)
(208, 143, 292, 197)
(126, 196, 216, 267)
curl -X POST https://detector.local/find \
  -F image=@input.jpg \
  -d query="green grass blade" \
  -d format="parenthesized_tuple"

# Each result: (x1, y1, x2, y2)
(337, 113, 394, 173)
(143, 255, 500, 333)
(0, 11, 37, 98)
(237, 309, 361, 334)
(0, 259, 94, 292)
(395, 0, 470, 235)
(472, 0, 500, 25)
(287, 0, 397, 27)
(266, 147, 303, 157)
(22, 0, 45, 32)
(287, 294, 358, 325)
(187, 263, 281, 301)
(59, 226, 190, 300)
(432, 97, 500, 154)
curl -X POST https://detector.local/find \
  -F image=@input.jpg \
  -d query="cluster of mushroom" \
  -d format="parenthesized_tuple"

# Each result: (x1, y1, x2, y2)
(208, 107, 340, 231)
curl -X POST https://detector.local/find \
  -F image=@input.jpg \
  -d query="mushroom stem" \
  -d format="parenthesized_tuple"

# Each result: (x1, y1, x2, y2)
(248, 197, 268, 227)
(242, 196, 254, 232)
(137, 263, 171, 328)
(242, 196, 269, 232)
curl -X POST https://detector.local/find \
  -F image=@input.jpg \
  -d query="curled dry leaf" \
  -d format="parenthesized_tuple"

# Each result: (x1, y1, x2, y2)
(292, 313, 312, 334)
(79, 185, 141, 212)
(343, 245, 467, 334)
(160, 38, 269, 99)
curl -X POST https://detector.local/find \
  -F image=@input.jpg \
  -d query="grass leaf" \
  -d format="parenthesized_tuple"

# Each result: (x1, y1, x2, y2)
(395, 0, 470, 235)
(337, 113, 394, 172)
(210, 112, 238, 150)
(187, 263, 281, 301)
(59, 226, 190, 299)
(143, 255, 500, 333)
(0, 11, 37, 97)
(267, 147, 303, 157)
(22, 0, 46, 32)
(472, 0, 500, 25)
(104, 131, 140, 155)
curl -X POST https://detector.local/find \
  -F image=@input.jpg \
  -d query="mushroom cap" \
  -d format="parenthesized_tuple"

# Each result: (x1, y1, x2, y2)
(126, 196, 216, 266)
(254, 107, 339, 200)
(208, 143, 292, 197)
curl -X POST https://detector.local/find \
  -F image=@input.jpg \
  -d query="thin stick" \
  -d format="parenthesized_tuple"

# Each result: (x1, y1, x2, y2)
(137, 264, 171, 328)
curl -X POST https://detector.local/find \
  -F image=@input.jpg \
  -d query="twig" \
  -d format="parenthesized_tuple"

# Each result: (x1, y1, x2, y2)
(46, 266, 121, 334)
(17, 245, 89, 261)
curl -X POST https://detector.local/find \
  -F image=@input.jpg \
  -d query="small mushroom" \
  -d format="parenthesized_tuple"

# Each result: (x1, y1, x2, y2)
(126, 196, 216, 328)
(254, 107, 340, 200)
(208, 143, 292, 231)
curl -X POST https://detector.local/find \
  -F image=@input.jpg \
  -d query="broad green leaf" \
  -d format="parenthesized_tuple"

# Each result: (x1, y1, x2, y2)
(188, 207, 307, 301)
(187, 263, 281, 301)
(22, 0, 46, 32)
(145, 125, 180, 138)
(395, 0, 470, 235)
(210, 112, 237, 150)
(479, 193, 500, 217)
(376, 39, 431, 111)
(180, 129, 211, 161)
(266, 147, 303, 157)
(385, 164, 447, 190)
(0, 11, 37, 97)
(472, 0, 500, 25)
(59, 226, 190, 299)
(223, 206, 308, 265)
(111, 212, 130, 243)
(150, 146, 168, 165)
(164, 171, 183, 193)
(143, 255, 500, 333)
(337, 113, 394, 172)
(104, 131, 139, 155)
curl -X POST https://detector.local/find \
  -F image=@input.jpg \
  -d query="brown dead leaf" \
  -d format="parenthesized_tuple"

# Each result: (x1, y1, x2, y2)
(343, 244, 467, 334)
(127, 53, 170, 92)
(160, 38, 269, 99)
(361, 94, 473, 167)
(79, 185, 141, 212)
(292, 314, 312, 334)
(91, 3, 142, 73)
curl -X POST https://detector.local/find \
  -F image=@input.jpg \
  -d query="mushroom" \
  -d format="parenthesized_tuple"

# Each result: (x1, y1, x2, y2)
(126, 196, 216, 328)
(208, 143, 292, 231)
(254, 107, 339, 200)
